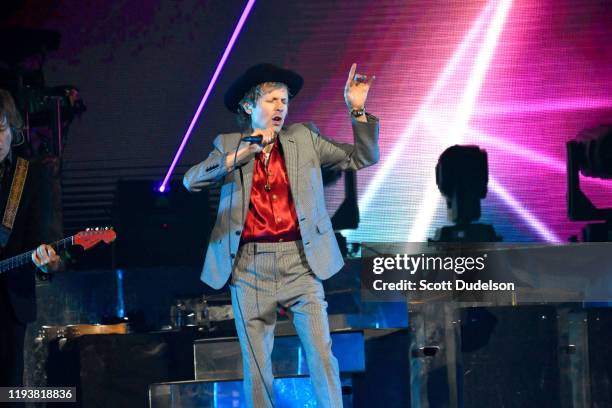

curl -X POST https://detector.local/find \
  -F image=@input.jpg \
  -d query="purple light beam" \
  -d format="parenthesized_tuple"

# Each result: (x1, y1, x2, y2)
(159, 0, 257, 192)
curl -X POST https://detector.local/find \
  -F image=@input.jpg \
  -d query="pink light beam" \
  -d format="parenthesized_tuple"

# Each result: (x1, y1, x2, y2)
(468, 128, 612, 190)
(354, 0, 497, 215)
(489, 177, 561, 242)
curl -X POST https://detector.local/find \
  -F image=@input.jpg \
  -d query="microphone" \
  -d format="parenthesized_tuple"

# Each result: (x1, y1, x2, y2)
(241, 132, 278, 145)
(241, 135, 263, 145)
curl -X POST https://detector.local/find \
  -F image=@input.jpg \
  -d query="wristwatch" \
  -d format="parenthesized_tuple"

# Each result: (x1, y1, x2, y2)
(350, 107, 366, 118)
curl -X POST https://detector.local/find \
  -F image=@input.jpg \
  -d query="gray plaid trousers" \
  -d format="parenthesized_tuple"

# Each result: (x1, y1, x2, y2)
(230, 240, 342, 408)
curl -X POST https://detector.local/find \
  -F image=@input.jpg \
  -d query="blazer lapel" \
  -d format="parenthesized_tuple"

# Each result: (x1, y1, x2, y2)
(236, 140, 254, 223)
(226, 131, 255, 225)
(279, 129, 298, 197)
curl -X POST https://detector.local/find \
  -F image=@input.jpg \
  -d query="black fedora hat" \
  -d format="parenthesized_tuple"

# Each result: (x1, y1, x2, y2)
(224, 63, 304, 113)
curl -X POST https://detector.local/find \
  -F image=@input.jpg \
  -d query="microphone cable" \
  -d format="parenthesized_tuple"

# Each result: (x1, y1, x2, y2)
(228, 134, 275, 407)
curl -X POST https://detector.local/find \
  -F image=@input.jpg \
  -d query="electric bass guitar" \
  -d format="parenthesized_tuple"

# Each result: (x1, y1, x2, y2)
(0, 227, 117, 274)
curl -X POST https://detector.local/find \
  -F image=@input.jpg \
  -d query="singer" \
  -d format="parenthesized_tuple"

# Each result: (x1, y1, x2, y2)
(183, 63, 379, 407)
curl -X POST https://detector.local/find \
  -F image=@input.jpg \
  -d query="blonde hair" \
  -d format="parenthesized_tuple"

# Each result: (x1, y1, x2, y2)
(236, 82, 289, 128)
(0, 89, 23, 133)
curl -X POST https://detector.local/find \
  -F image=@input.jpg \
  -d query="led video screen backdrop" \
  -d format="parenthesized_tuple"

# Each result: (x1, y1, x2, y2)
(4, 0, 611, 243)
(281, 0, 612, 243)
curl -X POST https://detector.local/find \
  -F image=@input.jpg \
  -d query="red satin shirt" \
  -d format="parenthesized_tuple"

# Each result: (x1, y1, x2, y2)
(240, 138, 301, 244)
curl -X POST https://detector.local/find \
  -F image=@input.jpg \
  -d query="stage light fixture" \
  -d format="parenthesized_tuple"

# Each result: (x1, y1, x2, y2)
(572, 125, 612, 180)
(567, 124, 612, 241)
(433, 145, 500, 242)
(436, 145, 488, 224)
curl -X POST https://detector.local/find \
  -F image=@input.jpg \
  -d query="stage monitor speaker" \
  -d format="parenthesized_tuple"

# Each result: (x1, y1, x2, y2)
(46, 332, 198, 408)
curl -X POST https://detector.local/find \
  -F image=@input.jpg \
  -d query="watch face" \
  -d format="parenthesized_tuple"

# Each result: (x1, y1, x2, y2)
(351, 109, 365, 117)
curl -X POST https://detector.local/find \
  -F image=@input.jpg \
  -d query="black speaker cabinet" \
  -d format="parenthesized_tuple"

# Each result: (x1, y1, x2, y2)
(112, 180, 213, 268)
(460, 306, 561, 408)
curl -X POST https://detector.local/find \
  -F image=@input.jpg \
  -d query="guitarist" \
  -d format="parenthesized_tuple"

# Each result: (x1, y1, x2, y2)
(0, 89, 63, 390)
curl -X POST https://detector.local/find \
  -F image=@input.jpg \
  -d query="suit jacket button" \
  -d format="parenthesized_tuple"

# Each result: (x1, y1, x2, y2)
(230, 253, 235, 259)
(235, 230, 241, 236)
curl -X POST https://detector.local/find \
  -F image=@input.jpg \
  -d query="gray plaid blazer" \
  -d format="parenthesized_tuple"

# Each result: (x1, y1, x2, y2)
(184, 115, 379, 289)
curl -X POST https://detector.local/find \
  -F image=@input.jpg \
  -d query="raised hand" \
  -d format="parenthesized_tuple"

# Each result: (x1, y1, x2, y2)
(344, 63, 375, 111)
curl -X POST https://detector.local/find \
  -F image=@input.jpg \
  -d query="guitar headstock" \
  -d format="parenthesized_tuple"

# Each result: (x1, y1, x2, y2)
(74, 227, 117, 250)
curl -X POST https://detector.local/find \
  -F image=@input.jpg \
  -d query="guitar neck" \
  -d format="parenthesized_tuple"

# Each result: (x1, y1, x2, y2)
(0, 236, 73, 274)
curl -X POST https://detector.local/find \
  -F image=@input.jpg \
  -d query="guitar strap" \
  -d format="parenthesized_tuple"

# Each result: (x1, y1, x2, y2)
(0, 157, 29, 247)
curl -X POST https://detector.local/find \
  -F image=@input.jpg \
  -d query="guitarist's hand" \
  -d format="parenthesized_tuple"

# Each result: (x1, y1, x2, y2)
(32, 244, 60, 274)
